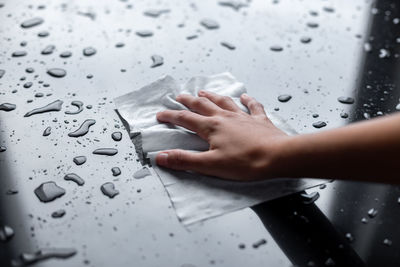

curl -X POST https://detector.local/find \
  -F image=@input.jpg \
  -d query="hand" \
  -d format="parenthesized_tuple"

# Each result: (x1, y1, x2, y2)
(155, 91, 292, 181)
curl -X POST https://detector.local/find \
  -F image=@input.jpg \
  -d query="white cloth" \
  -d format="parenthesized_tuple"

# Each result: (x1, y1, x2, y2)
(115, 73, 325, 226)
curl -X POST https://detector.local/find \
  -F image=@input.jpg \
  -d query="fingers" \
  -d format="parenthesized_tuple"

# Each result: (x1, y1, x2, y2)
(157, 110, 210, 138)
(198, 90, 242, 112)
(156, 150, 217, 174)
(176, 94, 221, 116)
(240, 94, 267, 116)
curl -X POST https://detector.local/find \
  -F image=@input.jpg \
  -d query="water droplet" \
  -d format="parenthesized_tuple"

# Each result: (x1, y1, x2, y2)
(218, 0, 247, 11)
(34, 182, 66, 202)
(12, 51, 27, 57)
(277, 94, 292, 102)
(21, 17, 44, 28)
(47, 68, 67, 78)
(0, 146, 6, 152)
(363, 112, 370, 120)
(68, 119, 96, 137)
(6, 189, 18, 195)
(307, 22, 319, 28)
(111, 131, 122, 141)
(252, 239, 267, 249)
(151, 55, 164, 68)
(0, 225, 14, 242)
(64, 173, 85, 186)
(312, 114, 319, 118)
(238, 243, 246, 249)
(24, 100, 63, 117)
(16, 248, 77, 265)
(133, 167, 151, 179)
(383, 238, 392, 246)
(51, 209, 66, 218)
(325, 258, 335, 266)
(361, 217, 368, 224)
(300, 191, 320, 204)
(43, 126, 51, 136)
(0, 103, 16, 112)
(300, 37, 312, 44)
(115, 42, 125, 48)
(26, 67, 34, 73)
(340, 112, 348, 118)
(38, 31, 49, 37)
(65, 101, 84, 115)
(323, 6, 335, 13)
(270, 45, 283, 52)
(345, 232, 354, 242)
(35, 92, 44, 98)
(0, 69, 5, 79)
(23, 82, 33, 88)
(111, 167, 121, 176)
(186, 34, 198, 40)
(136, 30, 153, 37)
(83, 47, 96, 56)
(379, 49, 390, 58)
(364, 42, 372, 52)
(337, 96, 354, 104)
(312, 121, 326, 128)
(101, 182, 119, 198)
(367, 208, 378, 218)
(93, 148, 118, 156)
(200, 19, 220, 30)
(73, 156, 86, 165)
(60, 51, 72, 58)
(143, 9, 170, 18)
(220, 41, 236, 50)
(41, 45, 55, 55)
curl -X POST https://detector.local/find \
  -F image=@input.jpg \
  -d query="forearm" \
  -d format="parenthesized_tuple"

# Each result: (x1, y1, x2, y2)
(275, 113, 400, 183)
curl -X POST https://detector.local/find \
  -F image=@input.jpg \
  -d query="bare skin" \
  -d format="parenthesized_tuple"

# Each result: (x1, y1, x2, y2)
(155, 91, 400, 184)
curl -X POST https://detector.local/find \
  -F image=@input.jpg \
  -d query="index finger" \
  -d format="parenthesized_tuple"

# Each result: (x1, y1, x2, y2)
(156, 110, 210, 139)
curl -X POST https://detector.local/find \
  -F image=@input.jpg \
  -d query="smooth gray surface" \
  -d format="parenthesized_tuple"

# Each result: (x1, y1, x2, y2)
(1, 0, 400, 266)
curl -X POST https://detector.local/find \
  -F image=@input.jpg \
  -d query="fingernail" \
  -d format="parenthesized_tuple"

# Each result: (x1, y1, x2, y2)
(242, 93, 248, 98)
(157, 153, 168, 166)
(198, 90, 205, 95)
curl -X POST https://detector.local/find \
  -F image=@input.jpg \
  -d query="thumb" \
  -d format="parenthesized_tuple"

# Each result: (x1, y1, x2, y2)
(155, 149, 211, 172)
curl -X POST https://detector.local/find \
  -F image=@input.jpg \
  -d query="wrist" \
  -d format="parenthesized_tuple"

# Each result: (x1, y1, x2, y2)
(266, 135, 306, 178)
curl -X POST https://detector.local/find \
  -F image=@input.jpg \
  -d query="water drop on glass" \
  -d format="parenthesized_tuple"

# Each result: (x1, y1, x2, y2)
(21, 17, 44, 28)
(64, 173, 85, 186)
(47, 68, 66, 78)
(151, 55, 164, 68)
(34, 182, 66, 202)
(200, 19, 220, 30)
(0, 103, 16, 112)
(101, 182, 119, 198)
(111, 131, 122, 141)
(24, 100, 63, 117)
(277, 94, 292, 102)
(93, 148, 118, 156)
(73, 156, 86, 165)
(83, 47, 96, 56)
(312, 121, 326, 128)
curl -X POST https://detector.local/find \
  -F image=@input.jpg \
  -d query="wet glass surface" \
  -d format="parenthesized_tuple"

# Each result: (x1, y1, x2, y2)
(1, 0, 400, 266)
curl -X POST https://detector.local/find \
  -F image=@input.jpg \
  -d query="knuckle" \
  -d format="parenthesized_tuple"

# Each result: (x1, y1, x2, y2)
(216, 96, 229, 105)
(249, 100, 263, 109)
(176, 110, 190, 120)
(171, 151, 186, 167)
(208, 117, 222, 129)
(197, 97, 211, 106)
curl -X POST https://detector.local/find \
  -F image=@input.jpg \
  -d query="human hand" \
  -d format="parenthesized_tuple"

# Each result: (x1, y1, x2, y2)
(155, 91, 292, 181)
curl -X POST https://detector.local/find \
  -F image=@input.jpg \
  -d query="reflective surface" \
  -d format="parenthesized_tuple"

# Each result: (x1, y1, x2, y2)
(1, 0, 400, 266)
